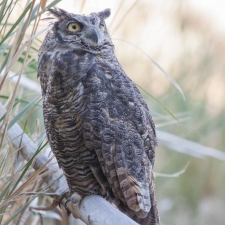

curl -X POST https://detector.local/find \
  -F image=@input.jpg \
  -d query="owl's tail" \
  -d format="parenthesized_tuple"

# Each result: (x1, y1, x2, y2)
(126, 201, 159, 225)
(115, 178, 160, 225)
(118, 202, 159, 225)
(138, 204, 159, 225)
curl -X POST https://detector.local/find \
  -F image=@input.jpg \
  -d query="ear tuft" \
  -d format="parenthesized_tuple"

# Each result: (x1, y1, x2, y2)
(48, 8, 61, 17)
(48, 8, 71, 19)
(97, 8, 111, 19)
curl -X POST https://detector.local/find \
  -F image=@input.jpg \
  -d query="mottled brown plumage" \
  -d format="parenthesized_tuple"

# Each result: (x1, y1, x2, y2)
(38, 8, 159, 225)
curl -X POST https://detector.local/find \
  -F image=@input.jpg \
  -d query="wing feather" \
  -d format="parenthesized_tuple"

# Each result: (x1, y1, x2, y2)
(83, 63, 157, 218)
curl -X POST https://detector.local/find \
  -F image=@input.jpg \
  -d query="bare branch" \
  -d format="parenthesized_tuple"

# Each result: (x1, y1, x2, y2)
(0, 69, 41, 94)
(157, 130, 225, 161)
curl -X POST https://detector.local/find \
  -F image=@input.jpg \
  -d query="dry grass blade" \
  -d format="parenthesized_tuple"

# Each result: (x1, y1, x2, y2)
(79, 0, 86, 13)
(155, 117, 190, 128)
(1, 27, 49, 75)
(154, 162, 190, 178)
(110, 0, 140, 36)
(0, 2, 33, 90)
(0, 1, 36, 151)
(108, 1, 125, 30)
(40, 0, 47, 10)
(0, 155, 54, 209)
(113, 38, 186, 101)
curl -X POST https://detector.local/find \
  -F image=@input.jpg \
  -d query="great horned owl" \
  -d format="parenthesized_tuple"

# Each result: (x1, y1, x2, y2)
(38, 8, 159, 225)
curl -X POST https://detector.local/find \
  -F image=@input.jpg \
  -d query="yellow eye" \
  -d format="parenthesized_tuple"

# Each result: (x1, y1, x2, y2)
(67, 22, 81, 32)
(99, 24, 105, 32)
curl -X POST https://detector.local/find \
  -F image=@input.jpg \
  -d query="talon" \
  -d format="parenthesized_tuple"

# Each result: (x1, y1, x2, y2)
(65, 193, 82, 208)
(65, 197, 73, 209)
(64, 193, 82, 217)
(58, 191, 70, 208)
(105, 187, 113, 200)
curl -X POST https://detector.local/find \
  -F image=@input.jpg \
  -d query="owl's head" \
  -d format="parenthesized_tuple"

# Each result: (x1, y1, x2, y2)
(47, 8, 113, 53)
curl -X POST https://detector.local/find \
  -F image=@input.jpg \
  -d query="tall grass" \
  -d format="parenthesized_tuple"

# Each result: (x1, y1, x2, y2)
(0, 1, 62, 224)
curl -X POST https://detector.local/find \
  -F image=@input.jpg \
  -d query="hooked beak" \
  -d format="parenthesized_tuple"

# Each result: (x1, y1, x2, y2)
(85, 28, 99, 45)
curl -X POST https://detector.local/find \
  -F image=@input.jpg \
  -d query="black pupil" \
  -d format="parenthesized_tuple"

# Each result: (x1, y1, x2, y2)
(72, 24, 77, 29)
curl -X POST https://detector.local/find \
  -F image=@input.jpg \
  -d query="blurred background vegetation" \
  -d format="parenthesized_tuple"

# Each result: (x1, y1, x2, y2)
(0, 0, 225, 225)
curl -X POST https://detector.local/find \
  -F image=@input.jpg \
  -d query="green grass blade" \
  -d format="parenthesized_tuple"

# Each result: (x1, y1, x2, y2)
(0, 0, 17, 35)
(0, 40, 11, 59)
(46, 0, 62, 10)
(30, 0, 62, 21)
(137, 84, 179, 121)
(0, 96, 42, 124)
(0, 179, 14, 203)
(2, 173, 63, 225)
(0, 95, 39, 105)
(7, 96, 40, 129)
(2, 195, 39, 225)
(0, 2, 32, 46)
(0, 0, 7, 23)
(7, 140, 48, 197)
(0, 46, 10, 74)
